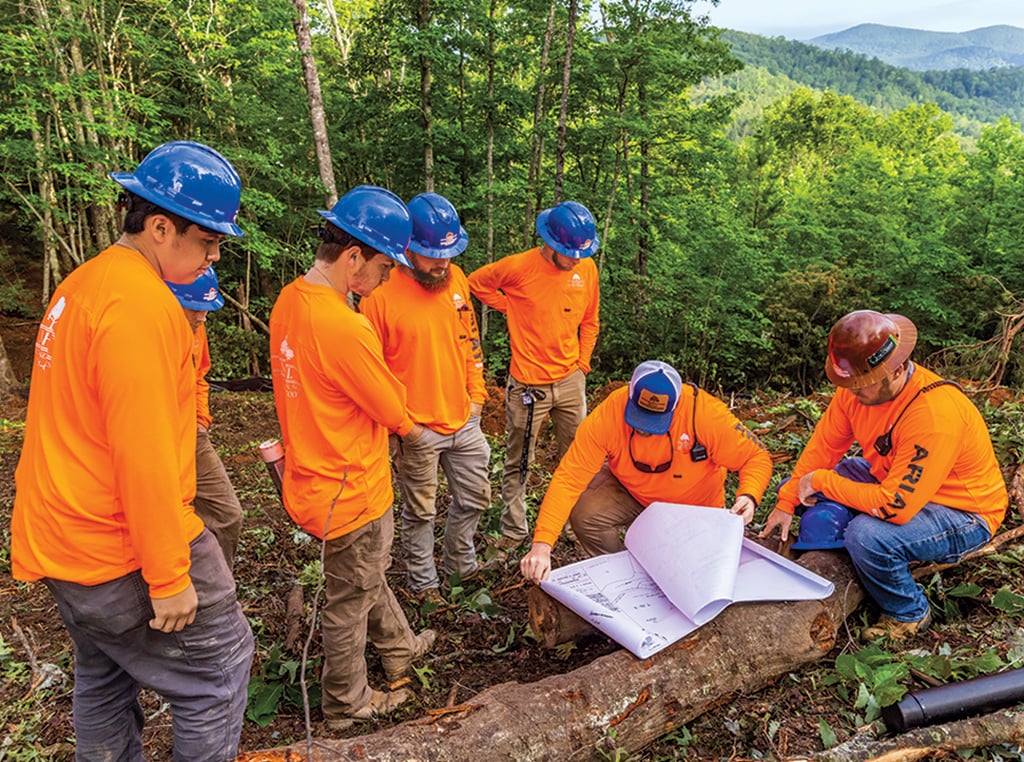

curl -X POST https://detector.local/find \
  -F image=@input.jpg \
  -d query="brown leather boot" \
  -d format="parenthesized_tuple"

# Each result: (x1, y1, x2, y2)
(382, 628, 437, 683)
(860, 609, 932, 643)
(324, 688, 414, 732)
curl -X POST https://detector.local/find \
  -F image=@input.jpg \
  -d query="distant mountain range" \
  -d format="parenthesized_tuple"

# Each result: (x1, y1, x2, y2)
(707, 30, 1024, 138)
(807, 24, 1024, 71)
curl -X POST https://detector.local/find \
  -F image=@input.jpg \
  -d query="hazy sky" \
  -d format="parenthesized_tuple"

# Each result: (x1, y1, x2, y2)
(691, 0, 1024, 40)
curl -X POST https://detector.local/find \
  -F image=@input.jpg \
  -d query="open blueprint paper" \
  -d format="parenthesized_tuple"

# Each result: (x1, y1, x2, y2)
(540, 502, 835, 658)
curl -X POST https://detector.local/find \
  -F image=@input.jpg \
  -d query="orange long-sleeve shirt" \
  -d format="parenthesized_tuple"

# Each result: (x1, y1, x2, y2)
(533, 385, 773, 546)
(468, 247, 599, 384)
(193, 322, 213, 429)
(270, 277, 415, 541)
(777, 364, 1006, 535)
(360, 264, 485, 434)
(11, 245, 201, 599)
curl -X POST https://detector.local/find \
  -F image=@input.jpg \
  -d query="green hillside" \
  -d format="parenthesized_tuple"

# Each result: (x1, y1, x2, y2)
(713, 29, 1024, 136)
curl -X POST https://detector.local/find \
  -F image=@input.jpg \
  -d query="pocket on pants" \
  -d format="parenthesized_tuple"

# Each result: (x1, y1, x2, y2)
(187, 530, 237, 608)
(172, 595, 252, 666)
(47, 573, 152, 638)
(934, 514, 991, 565)
(326, 513, 392, 591)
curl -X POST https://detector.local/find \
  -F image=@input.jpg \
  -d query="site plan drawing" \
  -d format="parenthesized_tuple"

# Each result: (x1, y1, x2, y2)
(540, 502, 835, 658)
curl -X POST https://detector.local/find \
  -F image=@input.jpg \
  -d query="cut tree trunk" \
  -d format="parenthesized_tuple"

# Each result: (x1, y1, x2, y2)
(241, 550, 863, 762)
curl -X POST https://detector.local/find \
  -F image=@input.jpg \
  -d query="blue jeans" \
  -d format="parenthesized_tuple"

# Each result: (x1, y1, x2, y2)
(827, 458, 992, 622)
(45, 530, 254, 761)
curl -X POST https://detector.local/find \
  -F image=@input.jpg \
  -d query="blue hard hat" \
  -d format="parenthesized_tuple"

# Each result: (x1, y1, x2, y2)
(791, 501, 857, 551)
(536, 200, 599, 259)
(110, 141, 245, 237)
(166, 267, 224, 311)
(407, 192, 468, 259)
(318, 185, 412, 267)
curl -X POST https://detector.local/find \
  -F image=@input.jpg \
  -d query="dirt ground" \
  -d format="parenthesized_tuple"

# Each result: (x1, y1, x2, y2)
(1, 321, 1022, 761)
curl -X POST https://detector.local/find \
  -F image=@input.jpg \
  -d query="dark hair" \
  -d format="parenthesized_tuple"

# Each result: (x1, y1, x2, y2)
(315, 223, 375, 264)
(119, 192, 194, 235)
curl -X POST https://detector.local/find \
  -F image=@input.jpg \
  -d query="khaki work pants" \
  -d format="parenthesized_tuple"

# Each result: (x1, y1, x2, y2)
(499, 369, 587, 541)
(568, 464, 646, 557)
(320, 510, 419, 719)
(193, 428, 244, 571)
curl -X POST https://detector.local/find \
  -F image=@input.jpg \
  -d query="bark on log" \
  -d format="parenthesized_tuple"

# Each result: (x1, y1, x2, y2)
(241, 551, 863, 762)
(790, 705, 1024, 762)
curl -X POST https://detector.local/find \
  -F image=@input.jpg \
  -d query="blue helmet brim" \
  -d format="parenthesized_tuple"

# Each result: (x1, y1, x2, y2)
(407, 227, 469, 259)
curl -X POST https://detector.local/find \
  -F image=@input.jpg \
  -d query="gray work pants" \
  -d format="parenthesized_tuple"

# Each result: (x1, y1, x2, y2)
(45, 530, 254, 762)
(397, 416, 491, 591)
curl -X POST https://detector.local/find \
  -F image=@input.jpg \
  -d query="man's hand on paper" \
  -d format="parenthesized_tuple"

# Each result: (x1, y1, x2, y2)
(520, 542, 553, 584)
(728, 494, 756, 525)
(759, 507, 794, 548)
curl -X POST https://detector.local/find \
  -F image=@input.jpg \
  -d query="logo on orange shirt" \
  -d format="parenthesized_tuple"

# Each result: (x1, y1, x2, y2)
(35, 296, 66, 372)
(276, 337, 300, 398)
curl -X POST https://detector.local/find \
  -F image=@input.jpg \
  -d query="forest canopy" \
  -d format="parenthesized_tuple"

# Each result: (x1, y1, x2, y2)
(2, 0, 1024, 392)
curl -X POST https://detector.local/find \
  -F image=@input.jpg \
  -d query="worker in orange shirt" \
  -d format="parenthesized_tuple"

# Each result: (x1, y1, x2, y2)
(521, 360, 772, 583)
(468, 201, 600, 559)
(270, 185, 435, 731)
(361, 192, 490, 604)
(761, 310, 1007, 642)
(166, 266, 244, 570)
(10, 141, 254, 759)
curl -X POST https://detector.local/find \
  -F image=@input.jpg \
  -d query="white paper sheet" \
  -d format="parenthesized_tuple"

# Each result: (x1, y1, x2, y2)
(539, 502, 835, 658)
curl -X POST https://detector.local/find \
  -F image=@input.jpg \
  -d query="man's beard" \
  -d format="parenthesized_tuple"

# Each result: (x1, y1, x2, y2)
(409, 265, 451, 291)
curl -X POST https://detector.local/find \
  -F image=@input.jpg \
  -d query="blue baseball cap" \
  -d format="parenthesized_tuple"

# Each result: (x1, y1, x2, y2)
(624, 360, 682, 435)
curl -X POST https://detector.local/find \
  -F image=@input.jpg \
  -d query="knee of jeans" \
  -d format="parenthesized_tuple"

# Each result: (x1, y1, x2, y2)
(844, 514, 891, 560)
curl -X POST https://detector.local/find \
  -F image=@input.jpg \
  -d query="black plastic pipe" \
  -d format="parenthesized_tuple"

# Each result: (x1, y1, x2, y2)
(882, 667, 1024, 733)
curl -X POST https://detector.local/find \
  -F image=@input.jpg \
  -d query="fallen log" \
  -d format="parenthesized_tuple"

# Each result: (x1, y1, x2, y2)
(241, 550, 863, 761)
(789, 704, 1024, 762)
